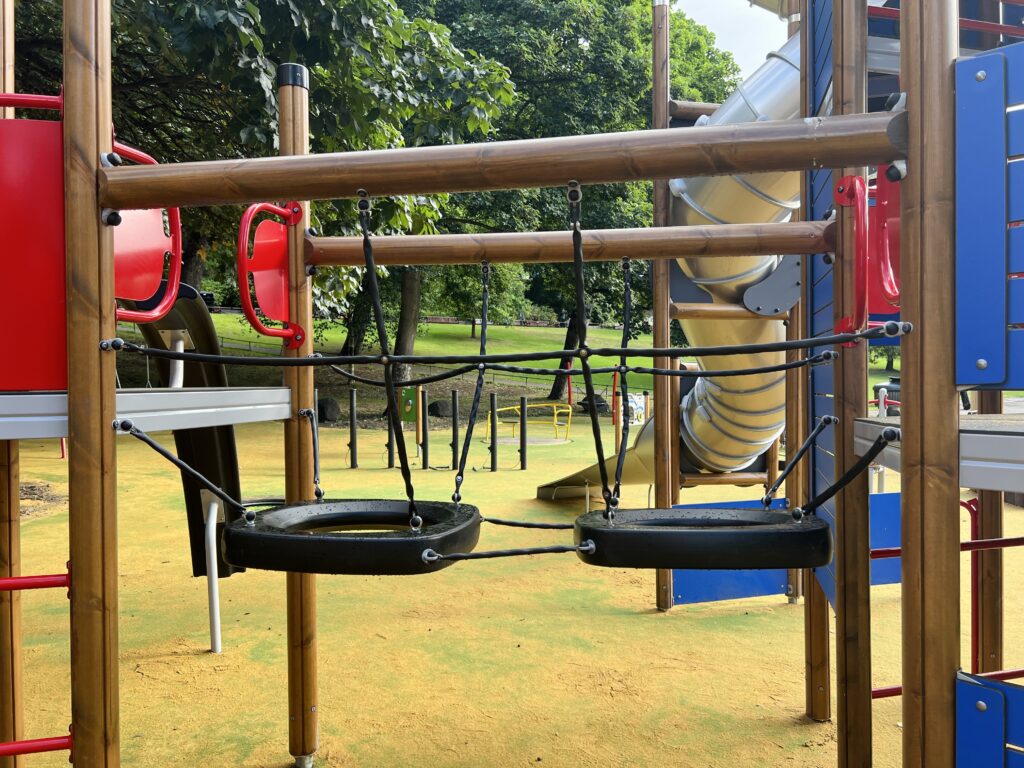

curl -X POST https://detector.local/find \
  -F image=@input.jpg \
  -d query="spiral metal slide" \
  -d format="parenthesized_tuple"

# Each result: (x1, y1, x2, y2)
(537, 30, 802, 500)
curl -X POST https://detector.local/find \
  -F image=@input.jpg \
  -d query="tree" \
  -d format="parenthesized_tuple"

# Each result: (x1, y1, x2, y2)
(16, 0, 514, 311)
(401, 0, 740, 399)
(424, 263, 528, 335)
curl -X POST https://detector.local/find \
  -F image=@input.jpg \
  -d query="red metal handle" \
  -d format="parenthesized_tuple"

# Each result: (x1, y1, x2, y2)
(0, 572, 69, 592)
(237, 202, 304, 348)
(0, 734, 72, 758)
(834, 176, 869, 337)
(874, 165, 901, 307)
(113, 141, 183, 324)
(0, 92, 63, 113)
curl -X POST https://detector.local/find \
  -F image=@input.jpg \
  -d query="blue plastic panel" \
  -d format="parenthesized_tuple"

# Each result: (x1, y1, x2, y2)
(956, 675, 1007, 767)
(672, 498, 790, 605)
(868, 492, 901, 586)
(956, 48, 1008, 386)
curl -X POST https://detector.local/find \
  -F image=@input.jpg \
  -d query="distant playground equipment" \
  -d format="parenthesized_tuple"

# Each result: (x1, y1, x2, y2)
(2, 3, 1021, 768)
(484, 399, 573, 443)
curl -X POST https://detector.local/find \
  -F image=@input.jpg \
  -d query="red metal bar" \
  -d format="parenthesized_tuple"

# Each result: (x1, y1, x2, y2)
(873, 669, 1024, 700)
(0, 734, 72, 757)
(0, 92, 63, 112)
(112, 141, 184, 325)
(0, 573, 70, 592)
(871, 535, 1024, 560)
(966, 498, 981, 674)
(834, 176, 869, 338)
(868, 6, 1024, 39)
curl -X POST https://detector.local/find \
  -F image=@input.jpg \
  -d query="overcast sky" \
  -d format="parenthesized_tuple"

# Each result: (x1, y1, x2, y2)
(676, 0, 791, 78)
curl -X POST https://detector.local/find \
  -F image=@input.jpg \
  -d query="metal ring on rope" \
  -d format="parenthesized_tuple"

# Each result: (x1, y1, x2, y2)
(573, 507, 833, 570)
(222, 499, 482, 575)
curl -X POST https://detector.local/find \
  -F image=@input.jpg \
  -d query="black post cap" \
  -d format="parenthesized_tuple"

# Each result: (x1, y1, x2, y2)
(277, 63, 309, 90)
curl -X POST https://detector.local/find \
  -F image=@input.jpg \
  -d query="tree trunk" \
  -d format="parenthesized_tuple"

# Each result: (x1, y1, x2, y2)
(885, 348, 897, 372)
(340, 293, 371, 356)
(547, 316, 578, 401)
(181, 231, 206, 291)
(471, 317, 477, 338)
(393, 269, 422, 383)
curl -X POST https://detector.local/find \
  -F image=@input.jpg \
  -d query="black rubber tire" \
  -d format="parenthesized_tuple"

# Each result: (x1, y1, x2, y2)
(222, 499, 481, 575)
(574, 507, 833, 570)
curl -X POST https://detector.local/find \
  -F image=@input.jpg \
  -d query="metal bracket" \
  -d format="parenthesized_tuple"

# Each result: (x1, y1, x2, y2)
(742, 255, 802, 316)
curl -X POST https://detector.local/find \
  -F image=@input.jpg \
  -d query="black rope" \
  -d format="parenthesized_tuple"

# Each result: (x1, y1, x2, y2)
(298, 408, 324, 501)
(481, 517, 575, 530)
(101, 323, 908, 368)
(358, 194, 421, 530)
(421, 540, 595, 563)
(119, 420, 246, 514)
(800, 427, 900, 515)
(762, 415, 837, 507)
(567, 182, 613, 515)
(329, 363, 477, 388)
(452, 262, 491, 504)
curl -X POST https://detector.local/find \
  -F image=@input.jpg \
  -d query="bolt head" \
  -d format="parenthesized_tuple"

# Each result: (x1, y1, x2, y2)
(976, 700, 988, 712)
(976, 70, 988, 82)
(976, 358, 989, 370)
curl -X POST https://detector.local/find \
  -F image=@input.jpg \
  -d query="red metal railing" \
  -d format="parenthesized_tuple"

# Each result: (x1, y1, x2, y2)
(868, 5, 1024, 40)
(0, 733, 72, 758)
(0, 92, 63, 112)
(0, 573, 69, 592)
(870, 499, 1024, 698)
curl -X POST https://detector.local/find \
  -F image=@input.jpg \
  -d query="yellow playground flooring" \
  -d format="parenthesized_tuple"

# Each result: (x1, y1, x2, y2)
(13, 422, 1023, 767)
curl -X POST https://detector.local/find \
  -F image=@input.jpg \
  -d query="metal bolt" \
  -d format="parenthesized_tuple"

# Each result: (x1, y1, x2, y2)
(976, 70, 987, 82)
(837, 185, 845, 194)
(976, 700, 988, 712)
(976, 358, 989, 370)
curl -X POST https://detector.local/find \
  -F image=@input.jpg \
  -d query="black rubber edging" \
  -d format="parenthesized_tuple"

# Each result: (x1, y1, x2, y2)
(222, 499, 481, 576)
(573, 507, 833, 570)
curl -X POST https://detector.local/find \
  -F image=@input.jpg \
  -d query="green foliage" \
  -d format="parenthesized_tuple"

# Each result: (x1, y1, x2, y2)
(423, 263, 528, 326)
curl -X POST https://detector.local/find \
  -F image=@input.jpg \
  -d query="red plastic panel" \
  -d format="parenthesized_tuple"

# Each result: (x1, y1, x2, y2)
(250, 218, 290, 322)
(114, 208, 172, 301)
(0, 120, 67, 391)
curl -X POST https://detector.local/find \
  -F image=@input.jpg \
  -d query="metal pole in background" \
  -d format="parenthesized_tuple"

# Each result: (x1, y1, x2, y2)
(490, 393, 499, 472)
(348, 389, 358, 469)
(519, 397, 528, 470)
(420, 388, 429, 470)
(450, 390, 460, 470)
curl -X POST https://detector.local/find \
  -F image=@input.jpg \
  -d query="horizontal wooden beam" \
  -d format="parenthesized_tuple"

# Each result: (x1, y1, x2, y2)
(670, 302, 790, 320)
(99, 111, 907, 210)
(681, 472, 768, 487)
(306, 221, 834, 267)
(669, 100, 719, 121)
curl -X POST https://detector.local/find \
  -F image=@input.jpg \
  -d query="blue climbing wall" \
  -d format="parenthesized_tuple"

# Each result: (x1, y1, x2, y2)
(957, 673, 1024, 766)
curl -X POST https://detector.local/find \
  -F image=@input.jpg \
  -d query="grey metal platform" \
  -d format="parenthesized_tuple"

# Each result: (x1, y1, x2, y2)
(0, 387, 292, 440)
(854, 414, 1024, 493)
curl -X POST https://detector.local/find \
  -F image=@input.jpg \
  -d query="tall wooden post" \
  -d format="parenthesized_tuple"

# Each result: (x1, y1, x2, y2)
(279, 64, 318, 768)
(64, 1, 120, 765)
(975, 391, 1003, 673)
(652, 0, 676, 612)
(832, 2, 872, 764)
(900, 1, 960, 765)
(0, 4, 24, 765)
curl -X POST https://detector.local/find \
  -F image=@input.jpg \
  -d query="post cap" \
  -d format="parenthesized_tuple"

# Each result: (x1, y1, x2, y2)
(277, 63, 309, 90)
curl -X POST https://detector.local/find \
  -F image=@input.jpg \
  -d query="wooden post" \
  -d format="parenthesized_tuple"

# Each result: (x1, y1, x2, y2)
(900, 1, 960, 765)
(652, 0, 674, 612)
(0, 5, 24, 765)
(278, 64, 318, 768)
(797, 0, 831, 725)
(832, 2, 872, 763)
(64, 1, 120, 765)
(975, 391, 1003, 673)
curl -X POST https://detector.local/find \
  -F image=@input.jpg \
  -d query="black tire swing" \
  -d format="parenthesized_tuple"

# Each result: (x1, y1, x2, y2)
(222, 192, 482, 576)
(562, 182, 836, 572)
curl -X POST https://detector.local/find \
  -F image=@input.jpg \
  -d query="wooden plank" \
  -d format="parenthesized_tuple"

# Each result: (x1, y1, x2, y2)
(64, 1, 120, 765)
(976, 390, 1004, 674)
(0, 441, 22, 768)
(98, 111, 909, 211)
(306, 221, 834, 267)
(680, 472, 767, 487)
(900, 1, 960, 766)
(652, 0, 674, 612)
(279, 67, 319, 764)
(832, 2, 872, 764)
(0, 6, 23, 765)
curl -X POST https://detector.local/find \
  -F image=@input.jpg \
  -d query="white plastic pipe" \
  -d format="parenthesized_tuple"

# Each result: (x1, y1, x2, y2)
(168, 330, 186, 388)
(204, 497, 222, 654)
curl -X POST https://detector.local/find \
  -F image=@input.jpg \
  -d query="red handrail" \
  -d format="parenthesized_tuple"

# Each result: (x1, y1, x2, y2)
(0, 573, 69, 592)
(0, 92, 63, 113)
(834, 176, 869, 339)
(112, 141, 184, 324)
(237, 202, 304, 348)
(869, 5, 1024, 39)
(0, 734, 72, 758)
